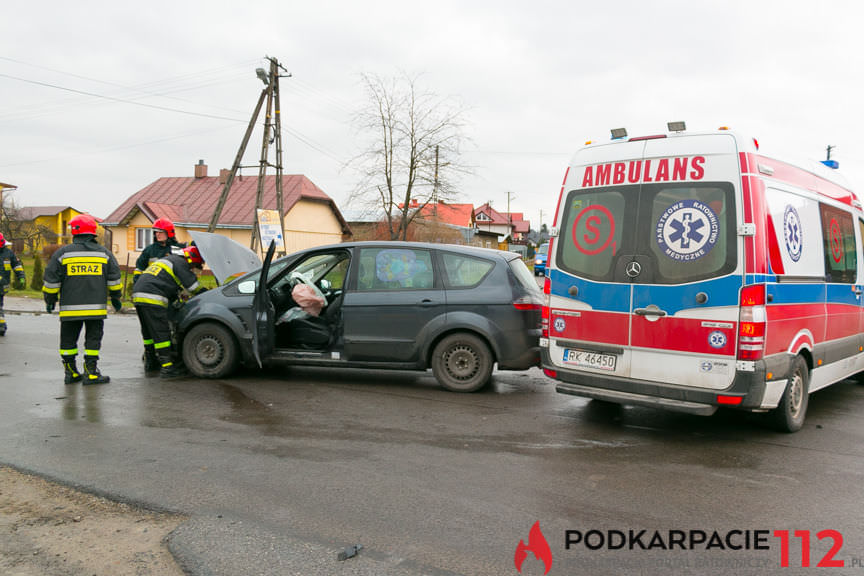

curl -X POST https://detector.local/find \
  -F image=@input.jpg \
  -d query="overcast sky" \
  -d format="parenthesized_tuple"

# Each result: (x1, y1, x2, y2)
(3, 1, 864, 233)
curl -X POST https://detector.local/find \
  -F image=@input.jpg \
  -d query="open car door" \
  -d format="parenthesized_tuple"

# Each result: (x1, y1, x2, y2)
(251, 241, 277, 368)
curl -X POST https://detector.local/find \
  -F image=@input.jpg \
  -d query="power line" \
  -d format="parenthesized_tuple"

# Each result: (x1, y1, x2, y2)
(0, 72, 248, 123)
(0, 65, 350, 169)
(0, 125, 238, 168)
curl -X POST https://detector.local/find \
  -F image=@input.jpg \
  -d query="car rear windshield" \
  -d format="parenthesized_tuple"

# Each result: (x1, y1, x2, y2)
(556, 181, 736, 284)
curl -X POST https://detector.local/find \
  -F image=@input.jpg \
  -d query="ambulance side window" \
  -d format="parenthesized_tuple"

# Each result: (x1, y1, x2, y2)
(819, 204, 856, 284)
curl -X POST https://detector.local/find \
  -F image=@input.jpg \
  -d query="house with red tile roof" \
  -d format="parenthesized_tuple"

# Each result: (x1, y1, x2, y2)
(472, 203, 531, 242)
(506, 212, 530, 241)
(101, 162, 350, 267)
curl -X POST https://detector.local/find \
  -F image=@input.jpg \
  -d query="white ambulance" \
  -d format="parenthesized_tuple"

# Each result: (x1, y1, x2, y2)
(541, 125, 864, 432)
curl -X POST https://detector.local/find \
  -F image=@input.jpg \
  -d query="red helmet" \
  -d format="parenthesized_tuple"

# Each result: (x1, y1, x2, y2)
(183, 244, 204, 266)
(153, 218, 175, 238)
(0, 232, 5, 248)
(69, 214, 98, 236)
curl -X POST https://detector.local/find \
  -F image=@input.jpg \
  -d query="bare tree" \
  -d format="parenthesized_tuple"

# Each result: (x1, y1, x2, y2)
(350, 72, 469, 240)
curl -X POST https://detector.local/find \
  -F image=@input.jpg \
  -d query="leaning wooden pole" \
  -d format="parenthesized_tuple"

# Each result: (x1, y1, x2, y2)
(208, 89, 268, 233)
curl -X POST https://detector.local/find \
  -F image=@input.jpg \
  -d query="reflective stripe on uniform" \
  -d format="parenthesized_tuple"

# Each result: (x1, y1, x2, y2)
(132, 292, 170, 307)
(84, 349, 100, 356)
(59, 253, 109, 264)
(154, 341, 172, 350)
(59, 348, 78, 356)
(149, 261, 183, 288)
(60, 303, 108, 312)
(59, 309, 107, 318)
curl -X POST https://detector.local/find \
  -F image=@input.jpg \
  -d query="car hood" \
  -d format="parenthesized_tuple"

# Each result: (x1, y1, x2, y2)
(189, 231, 262, 285)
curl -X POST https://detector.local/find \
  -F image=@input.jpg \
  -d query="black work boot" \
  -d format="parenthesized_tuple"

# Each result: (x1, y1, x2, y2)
(159, 362, 187, 379)
(83, 357, 110, 385)
(143, 347, 160, 375)
(62, 356, 83, 384)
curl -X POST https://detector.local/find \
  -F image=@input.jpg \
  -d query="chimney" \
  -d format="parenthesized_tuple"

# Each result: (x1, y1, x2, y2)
(194, 159, 208, 179)
(219, 169, 231, 184)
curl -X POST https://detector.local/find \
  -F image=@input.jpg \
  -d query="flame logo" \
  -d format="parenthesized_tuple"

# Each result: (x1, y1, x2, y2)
(514, 521, 553, 574)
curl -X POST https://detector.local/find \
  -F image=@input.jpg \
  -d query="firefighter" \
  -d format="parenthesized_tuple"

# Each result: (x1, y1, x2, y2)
(132, 244, 206, 378)
(133, 218, 185, 281)
(42, 214, 123, 384)
(0, 232, 26, 336)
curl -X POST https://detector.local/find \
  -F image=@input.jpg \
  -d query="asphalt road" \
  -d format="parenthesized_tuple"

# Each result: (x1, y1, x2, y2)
(1, 305, 863, 575)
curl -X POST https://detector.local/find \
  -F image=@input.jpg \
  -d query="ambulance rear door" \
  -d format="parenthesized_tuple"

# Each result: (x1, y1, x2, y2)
(549, 133, 744, 391)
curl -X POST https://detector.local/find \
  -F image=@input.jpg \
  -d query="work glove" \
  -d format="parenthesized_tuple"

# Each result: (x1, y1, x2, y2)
(16, 275, 25, 290)
(44, 293, 57, 313)
(111, 297, 123, 312)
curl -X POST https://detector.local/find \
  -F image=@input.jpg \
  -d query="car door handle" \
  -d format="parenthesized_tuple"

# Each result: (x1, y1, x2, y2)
(420, 299, 437, 306)
(634, 306, 667, 317)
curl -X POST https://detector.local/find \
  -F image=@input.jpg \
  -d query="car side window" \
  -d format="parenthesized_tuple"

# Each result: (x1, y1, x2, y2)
(441, 253, 494, 288)
(356, 248, 434, 291)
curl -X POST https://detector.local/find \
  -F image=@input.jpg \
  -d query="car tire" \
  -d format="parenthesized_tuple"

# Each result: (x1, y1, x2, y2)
(182, 322, 239, 379)
(431, 333, 493, 393)
(769, 355, 809, 433)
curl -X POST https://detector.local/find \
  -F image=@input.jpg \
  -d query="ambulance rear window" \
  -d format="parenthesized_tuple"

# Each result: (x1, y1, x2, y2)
(556, 182, 736, 284)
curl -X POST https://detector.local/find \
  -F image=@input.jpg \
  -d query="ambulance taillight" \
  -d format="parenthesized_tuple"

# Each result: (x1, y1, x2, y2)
(737, 285, 766, 360)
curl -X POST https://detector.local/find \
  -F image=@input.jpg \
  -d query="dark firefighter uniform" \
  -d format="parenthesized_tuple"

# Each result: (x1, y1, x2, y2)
(132, 246, 205, 378)
(133, 218, 185, 281)
(0, 232, 26, 336)
(43, 215, 123, 384)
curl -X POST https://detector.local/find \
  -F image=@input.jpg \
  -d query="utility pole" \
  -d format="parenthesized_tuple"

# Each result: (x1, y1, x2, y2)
(505, 191, 515, 242)
(208, 57, 289, 257)
(432, 145, 439, 215)
(208, 90, 266, 233)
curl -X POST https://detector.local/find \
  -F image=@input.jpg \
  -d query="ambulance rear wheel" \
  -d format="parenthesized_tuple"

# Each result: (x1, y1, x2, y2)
(770, 356, 809, 433)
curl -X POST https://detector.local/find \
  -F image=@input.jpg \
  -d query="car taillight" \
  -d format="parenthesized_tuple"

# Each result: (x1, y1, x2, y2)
(513, 300, 542, 311)
(737, 284, 766, 360)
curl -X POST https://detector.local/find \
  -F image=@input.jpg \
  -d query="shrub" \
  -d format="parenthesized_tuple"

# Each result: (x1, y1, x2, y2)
(29, 255, 44, 291)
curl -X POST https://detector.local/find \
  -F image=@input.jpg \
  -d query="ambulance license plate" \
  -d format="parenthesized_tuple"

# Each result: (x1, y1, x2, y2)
(562, 348, 617, 371)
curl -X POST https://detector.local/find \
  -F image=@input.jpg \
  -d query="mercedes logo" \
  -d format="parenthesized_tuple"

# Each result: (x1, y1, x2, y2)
(625, 261, 642, 278)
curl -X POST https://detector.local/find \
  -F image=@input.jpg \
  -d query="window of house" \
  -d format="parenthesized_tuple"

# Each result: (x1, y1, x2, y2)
(135, 228, 153, 251)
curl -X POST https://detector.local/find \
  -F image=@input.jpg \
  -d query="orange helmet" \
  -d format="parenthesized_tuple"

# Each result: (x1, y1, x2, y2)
(0, 232, 5, 248)
(183, 244, 204, 267)
(69, 214, 98, 236)
(153, 218, 175, 238)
